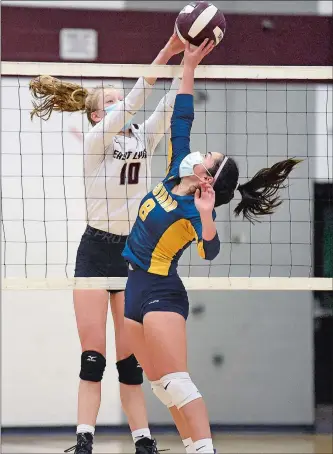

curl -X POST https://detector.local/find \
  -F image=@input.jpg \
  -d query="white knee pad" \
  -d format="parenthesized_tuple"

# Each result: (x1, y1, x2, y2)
(160, 372, 202, 409)
(151, 380, 173, 408)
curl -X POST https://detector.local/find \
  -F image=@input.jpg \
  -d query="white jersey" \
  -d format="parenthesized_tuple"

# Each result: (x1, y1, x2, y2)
(84, 76, 180, 235)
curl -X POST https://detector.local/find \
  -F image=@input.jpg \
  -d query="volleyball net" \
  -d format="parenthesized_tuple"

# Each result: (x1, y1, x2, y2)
(1, 62, 332, 291)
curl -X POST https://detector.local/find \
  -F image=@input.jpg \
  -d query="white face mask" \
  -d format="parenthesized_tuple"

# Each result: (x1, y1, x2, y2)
(179, 151, 205, 178)
(105, 103, 132, 131)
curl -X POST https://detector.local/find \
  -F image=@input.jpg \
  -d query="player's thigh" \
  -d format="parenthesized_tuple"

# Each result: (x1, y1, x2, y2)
(124, 317, 158, 380)
(143, 311, 188, 377)
(74, 289, 109, 354)
(110, 291, 133, 361)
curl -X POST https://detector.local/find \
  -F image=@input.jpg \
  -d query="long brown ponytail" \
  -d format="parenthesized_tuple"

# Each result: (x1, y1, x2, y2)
(234, 158, 302, 222)
(29, 76, 90, 121)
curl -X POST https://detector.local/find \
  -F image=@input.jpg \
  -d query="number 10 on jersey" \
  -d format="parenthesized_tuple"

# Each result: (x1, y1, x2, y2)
(120, 163, 141, 185)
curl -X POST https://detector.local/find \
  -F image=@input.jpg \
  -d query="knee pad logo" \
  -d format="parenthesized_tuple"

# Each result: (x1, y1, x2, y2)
(160, 372, 202, 409)
(87, 355, 96, 362)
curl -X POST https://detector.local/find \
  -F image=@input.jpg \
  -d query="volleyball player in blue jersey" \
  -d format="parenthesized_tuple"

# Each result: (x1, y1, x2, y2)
(123, 39, 299, 454)
(30, 35, 198, 454)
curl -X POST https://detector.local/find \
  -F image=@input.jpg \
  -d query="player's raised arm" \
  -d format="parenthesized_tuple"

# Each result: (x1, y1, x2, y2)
(137, 36, 185, 154)
(29, 35, 184, 153)
(139, 77, 180, 155)
(166, 39, 215, 175)
(87, 37, 184, 151)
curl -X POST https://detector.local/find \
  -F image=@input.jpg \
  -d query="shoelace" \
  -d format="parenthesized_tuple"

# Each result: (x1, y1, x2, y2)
(64, 444, 92, 454)
(64, 435, 93, 454)
(135, 439, 169, 454)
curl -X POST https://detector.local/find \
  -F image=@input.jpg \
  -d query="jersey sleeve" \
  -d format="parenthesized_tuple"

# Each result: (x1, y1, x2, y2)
(190, 211, 220, 261)
(84, 76, 153, 157)
(137, 78, 180, 155)
(165, 93, 194, 178)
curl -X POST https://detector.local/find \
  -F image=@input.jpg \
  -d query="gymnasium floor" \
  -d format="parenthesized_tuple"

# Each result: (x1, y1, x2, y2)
(2, 433, 332, 454)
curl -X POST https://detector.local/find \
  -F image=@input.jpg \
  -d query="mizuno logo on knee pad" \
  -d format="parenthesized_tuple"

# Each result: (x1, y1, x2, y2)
(87, 356, 96, 362)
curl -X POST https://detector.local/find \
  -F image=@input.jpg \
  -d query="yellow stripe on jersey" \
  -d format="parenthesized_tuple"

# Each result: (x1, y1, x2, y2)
(166, 138, 173, 174)
(193, 233, 205, 259)
(148, 219, 196, 275)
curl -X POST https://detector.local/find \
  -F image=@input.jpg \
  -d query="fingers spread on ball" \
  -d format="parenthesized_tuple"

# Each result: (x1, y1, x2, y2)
(198, 38, 209, 51)
(203, 40, 215, 56)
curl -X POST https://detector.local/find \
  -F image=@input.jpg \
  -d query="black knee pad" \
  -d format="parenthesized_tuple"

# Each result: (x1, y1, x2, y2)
(80, 350, 106, 382)
(116, 354, 143, 385)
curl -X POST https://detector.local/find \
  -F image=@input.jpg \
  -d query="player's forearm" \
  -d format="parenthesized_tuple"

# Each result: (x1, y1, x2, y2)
(178, 65, 195, 95)
(164, 58, 183, 107)
(144, 48, 174, 86)
(124, 47, 175, 114)
(140, 77, 184, 154)
(200, 213, 220, 260)
(152, 78, 181, 118)
(170, 94, 193, 156)
(124, 76, 153, 115)
(200, 212, 217, 241)
(99, 76, 153, 140)
(164, 77, 181, 109)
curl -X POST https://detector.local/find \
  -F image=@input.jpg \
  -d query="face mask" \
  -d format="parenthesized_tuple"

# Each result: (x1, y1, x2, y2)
(179, 152, 212, 182)
(105, 103, 132, 131)
(179, 152, 204, 178)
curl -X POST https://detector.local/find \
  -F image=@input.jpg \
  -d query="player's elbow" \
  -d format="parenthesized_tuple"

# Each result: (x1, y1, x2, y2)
(198, 235, 220, 261)
(171, 110, 194, 130)
(172, 95, 194, 122)
(204, 243, 220, 261)
(171, 116, 194, 145)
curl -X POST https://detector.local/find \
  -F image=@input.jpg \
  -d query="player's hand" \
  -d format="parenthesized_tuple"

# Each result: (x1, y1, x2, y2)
(164, 33, 185, 56)
(183, 39, 215, 69)
(194, 183, 215, 214)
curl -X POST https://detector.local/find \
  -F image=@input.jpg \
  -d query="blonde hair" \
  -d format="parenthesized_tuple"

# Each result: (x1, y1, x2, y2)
(29, 75, 106, 125)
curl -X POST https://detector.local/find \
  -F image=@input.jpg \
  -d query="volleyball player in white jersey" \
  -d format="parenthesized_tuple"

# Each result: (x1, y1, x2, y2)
(30, 34, 192, 454)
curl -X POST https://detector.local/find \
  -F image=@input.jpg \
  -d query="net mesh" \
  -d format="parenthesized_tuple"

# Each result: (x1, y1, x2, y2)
(1, 63, 332, 290)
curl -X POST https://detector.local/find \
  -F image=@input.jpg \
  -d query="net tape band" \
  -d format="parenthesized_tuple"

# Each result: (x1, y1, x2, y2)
(2, 62, 332, 80)
(2, 277, 332, 291)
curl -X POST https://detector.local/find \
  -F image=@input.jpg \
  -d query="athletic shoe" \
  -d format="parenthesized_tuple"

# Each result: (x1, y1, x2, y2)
(135, 437, 159, 454)
(64, 432, 93, 454)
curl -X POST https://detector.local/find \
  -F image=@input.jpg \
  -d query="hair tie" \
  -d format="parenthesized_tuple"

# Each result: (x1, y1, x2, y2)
(212, 156, 228, 187)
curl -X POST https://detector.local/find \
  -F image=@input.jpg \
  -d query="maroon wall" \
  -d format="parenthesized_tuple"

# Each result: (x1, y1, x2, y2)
(2, 6, 332, 65)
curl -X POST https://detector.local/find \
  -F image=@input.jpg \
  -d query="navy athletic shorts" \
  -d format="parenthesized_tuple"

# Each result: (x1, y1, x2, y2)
(74, 225, 128, 294)
(124, 265, 189, 323)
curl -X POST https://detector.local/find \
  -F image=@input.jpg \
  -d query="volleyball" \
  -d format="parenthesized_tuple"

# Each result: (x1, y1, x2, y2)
(175, 1, 226, 47)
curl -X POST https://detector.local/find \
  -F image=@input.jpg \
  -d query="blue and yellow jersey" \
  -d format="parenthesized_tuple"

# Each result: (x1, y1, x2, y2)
(122, 94, 220, 276)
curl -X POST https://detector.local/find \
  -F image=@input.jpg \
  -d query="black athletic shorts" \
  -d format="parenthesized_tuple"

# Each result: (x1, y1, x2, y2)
(74, 225, 128, 294)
